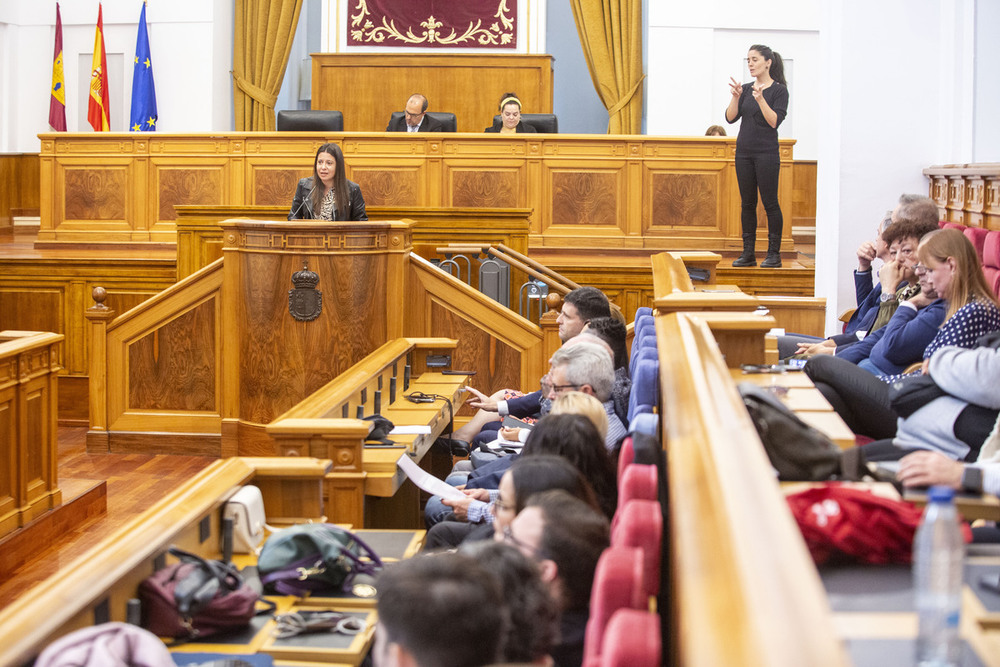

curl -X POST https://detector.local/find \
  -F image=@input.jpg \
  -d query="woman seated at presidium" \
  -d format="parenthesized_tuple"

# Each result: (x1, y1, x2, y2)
(288, 143, 368, 221)
(485, 92, 537, 134)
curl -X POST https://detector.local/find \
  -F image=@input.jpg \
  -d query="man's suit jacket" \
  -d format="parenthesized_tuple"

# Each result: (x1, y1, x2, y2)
(385, 115, 444, 132)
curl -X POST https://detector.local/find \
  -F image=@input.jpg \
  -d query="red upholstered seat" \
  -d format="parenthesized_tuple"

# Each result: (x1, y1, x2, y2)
(611, 499, 663, 597)
(942, 221, 966, 231)
(616, 436, 634, 481)
(611, 464, 658, 532)
(983, 231, 1000, 298)
(597, 609, 662, 667)
(582, 546, 646, 666)
(964, 226, 989, 263)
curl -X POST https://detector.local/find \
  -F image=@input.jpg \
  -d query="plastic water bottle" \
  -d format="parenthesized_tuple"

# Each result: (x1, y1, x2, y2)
(913, 485, 964, 666)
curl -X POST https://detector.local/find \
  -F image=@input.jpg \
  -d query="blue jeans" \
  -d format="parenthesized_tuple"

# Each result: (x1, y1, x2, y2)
(423, 470, 471, 527)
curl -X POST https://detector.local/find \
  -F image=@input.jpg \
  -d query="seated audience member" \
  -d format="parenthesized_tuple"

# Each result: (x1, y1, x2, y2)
(458, 541, 560, 665)
(452, 286, 611, 444)
(424, 453, 602, 550)
(385, 93, 443, 133)
(807, 229, 1000, 441)
(785, 195, 940, 358)
(581, 316, 631, 423)
(485, 91, 537, 134)
(867, 337, 1000, 463)
(501, 489, 610, 667)
(288, 143, 367, 221)
(832, 230, 945, 376)
(433, 409, 617, 528)
(373, 552, 505, 667)
(705, 124, 727, 137)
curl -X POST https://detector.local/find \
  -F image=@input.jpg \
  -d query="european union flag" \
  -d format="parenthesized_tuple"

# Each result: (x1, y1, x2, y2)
(129, 2, 157, 132)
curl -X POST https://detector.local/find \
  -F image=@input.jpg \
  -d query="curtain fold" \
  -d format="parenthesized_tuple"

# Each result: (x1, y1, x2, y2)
(569, 0, 644, 134)
(233, 0, 303, 131)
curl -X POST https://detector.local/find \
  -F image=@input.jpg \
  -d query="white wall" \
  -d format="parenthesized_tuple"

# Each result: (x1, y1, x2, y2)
(815, 0, 979, 333)
(0, 0, 232, 152)
(646, 1, 821, 158)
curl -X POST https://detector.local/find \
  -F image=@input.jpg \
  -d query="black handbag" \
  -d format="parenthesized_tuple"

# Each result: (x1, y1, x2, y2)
(887, 373, 947, 418)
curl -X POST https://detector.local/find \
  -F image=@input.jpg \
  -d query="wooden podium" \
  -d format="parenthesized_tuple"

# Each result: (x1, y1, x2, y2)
(87, 219, 415, 457)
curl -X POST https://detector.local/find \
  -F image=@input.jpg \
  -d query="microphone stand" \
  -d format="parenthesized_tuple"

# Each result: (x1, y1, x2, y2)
(291, 185, 316, 219)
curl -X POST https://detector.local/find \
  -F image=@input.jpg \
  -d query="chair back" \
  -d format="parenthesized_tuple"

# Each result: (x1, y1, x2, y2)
(983, 231, 1000, 297)
(611, 499, 663, 597)
(277, 110, 344, 132)
(583, 546, 645, 665)
(597, 609, 662, 667)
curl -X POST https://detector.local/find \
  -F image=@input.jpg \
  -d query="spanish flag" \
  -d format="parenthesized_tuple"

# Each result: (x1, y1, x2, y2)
(48, 3, 66, 131)
(87, 3, 111, 132)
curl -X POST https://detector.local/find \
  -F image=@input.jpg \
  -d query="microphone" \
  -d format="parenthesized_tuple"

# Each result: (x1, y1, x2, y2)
(291, 184, 316, 219)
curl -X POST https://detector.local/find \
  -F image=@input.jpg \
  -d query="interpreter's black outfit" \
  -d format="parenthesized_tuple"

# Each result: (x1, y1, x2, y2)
(484, 121, 537, 133)
(727, 81, 789, 267)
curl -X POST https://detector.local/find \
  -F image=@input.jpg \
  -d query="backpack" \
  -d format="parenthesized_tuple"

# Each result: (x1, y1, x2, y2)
(737, 382, 843, 481)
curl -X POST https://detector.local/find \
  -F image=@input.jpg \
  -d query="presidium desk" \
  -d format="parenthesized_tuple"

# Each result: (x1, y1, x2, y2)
(36, 132, 795, 256)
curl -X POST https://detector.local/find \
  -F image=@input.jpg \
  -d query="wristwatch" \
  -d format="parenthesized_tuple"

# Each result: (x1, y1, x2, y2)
(961, 466, 984, 494)
(879, 292, 894, 303)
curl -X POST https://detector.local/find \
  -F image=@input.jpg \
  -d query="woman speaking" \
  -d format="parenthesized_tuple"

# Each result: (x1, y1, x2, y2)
(287, 143, 368, 221)
(725, 44, 789, 268)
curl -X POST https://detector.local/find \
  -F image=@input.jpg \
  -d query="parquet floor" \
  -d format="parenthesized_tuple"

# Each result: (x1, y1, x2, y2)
(0, 427, 214, 609)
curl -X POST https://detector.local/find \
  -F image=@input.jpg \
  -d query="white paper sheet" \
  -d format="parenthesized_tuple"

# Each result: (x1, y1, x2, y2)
(389, 425, 432, 435)
(396, 453, 466, 500)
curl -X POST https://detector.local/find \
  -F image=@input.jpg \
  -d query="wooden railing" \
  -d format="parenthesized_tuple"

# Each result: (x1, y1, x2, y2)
(657, 312, 847, 666)
(0, 456, 331, 667)
(0, 330, 63, 540)
(924, 163, 1000, 229)
(267, 337, 469, 527)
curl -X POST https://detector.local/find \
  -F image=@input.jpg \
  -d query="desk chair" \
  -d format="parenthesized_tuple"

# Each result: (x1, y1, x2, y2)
(277, 110, 344, 132)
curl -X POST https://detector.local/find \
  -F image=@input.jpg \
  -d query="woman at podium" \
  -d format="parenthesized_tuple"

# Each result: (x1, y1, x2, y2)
(288, 143, 368, 221)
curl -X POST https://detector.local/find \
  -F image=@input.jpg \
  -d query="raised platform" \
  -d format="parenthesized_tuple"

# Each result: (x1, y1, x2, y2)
(0, 477, 106, 579)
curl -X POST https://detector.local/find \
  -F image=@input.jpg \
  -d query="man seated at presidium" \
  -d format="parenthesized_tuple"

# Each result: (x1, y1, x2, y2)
(288, 143, 367, 221)
(385, 93, 444, 133)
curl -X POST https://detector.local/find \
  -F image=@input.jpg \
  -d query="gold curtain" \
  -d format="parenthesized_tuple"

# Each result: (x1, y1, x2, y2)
(569, 0, 644, 134)
(233, 0, 303, 131)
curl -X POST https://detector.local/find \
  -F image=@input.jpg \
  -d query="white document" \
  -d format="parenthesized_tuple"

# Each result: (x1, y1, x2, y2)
(396, 454, 465, 500)
(389, 425, 432, 435)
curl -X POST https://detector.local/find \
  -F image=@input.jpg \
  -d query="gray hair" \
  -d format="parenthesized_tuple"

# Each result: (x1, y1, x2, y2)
(896, 194, 940, 227)
(549, 341, 615, 402)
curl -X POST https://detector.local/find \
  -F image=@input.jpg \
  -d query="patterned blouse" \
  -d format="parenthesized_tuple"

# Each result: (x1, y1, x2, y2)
(880, 298, 1000, 384)
(318, 189, 337, 221)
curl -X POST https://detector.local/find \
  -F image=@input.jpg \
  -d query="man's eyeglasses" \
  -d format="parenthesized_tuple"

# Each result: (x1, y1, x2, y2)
(549, 383, 581, 393)
(502, 525, 542, 557)
(914, 263, 928, 274)
(403, 110, 424, 118)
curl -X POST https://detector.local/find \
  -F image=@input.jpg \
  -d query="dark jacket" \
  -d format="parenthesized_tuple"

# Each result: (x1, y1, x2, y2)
(484, 120, 537, 133)
(288, 177, 367, 221)
(385, 114, 444, 132)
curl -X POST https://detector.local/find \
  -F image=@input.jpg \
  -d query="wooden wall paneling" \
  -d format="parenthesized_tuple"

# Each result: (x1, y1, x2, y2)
(0, 154, 40, 234)
(245, 158, 312, 208)
(310, 54, 554, 133)
(988, 176, 1000, 230)
(544, 160, 627, 238)
(791, 160, 817, 226)
(150, 157, 230, 240)
(965, 175, 984, 228)
(644, 161, 726, 246)
(0, 379, 17, 535)
(349, 159, 428, 208)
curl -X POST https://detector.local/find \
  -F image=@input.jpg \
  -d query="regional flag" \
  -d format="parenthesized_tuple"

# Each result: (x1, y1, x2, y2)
(48, 3, 66, 131)
(129, 2, 157, 132)
(87, 3, 111, 132)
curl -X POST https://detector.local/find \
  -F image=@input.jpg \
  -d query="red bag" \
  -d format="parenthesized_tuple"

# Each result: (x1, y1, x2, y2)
(785, 484, 971, 565)
(139, 547, 262, 639)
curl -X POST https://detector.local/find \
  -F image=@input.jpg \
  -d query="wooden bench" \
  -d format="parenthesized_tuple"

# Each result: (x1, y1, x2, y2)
(267, 337, 471, 528)
(0, 456, 334, 667)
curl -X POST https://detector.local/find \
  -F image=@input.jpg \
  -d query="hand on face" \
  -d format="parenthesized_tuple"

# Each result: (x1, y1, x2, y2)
(857, 241, 877, 271)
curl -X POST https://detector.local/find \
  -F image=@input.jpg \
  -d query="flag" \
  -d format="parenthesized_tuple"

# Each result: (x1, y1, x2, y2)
(129, 1, 157, 132)
(48, 3, 66, 131)
(87, 3, 111, 132)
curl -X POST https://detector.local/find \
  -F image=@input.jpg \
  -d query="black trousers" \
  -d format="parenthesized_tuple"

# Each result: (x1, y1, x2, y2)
(804, 354, 897, 440)
(735, 151, 783, 240)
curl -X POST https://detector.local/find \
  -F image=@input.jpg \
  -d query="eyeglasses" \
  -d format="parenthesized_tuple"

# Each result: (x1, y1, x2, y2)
(493, 497, 514, 513)
(913, 263, 928, 274)
(403, 110, 424, 118)
(549, 383, 582, 393)
(502, 525, 541, 557)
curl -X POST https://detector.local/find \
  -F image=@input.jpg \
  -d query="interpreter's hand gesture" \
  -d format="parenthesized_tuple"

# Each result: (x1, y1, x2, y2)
(464, 387, 498, 412)
(728, 77, 743, 99)
(752, 81, 764, 101)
